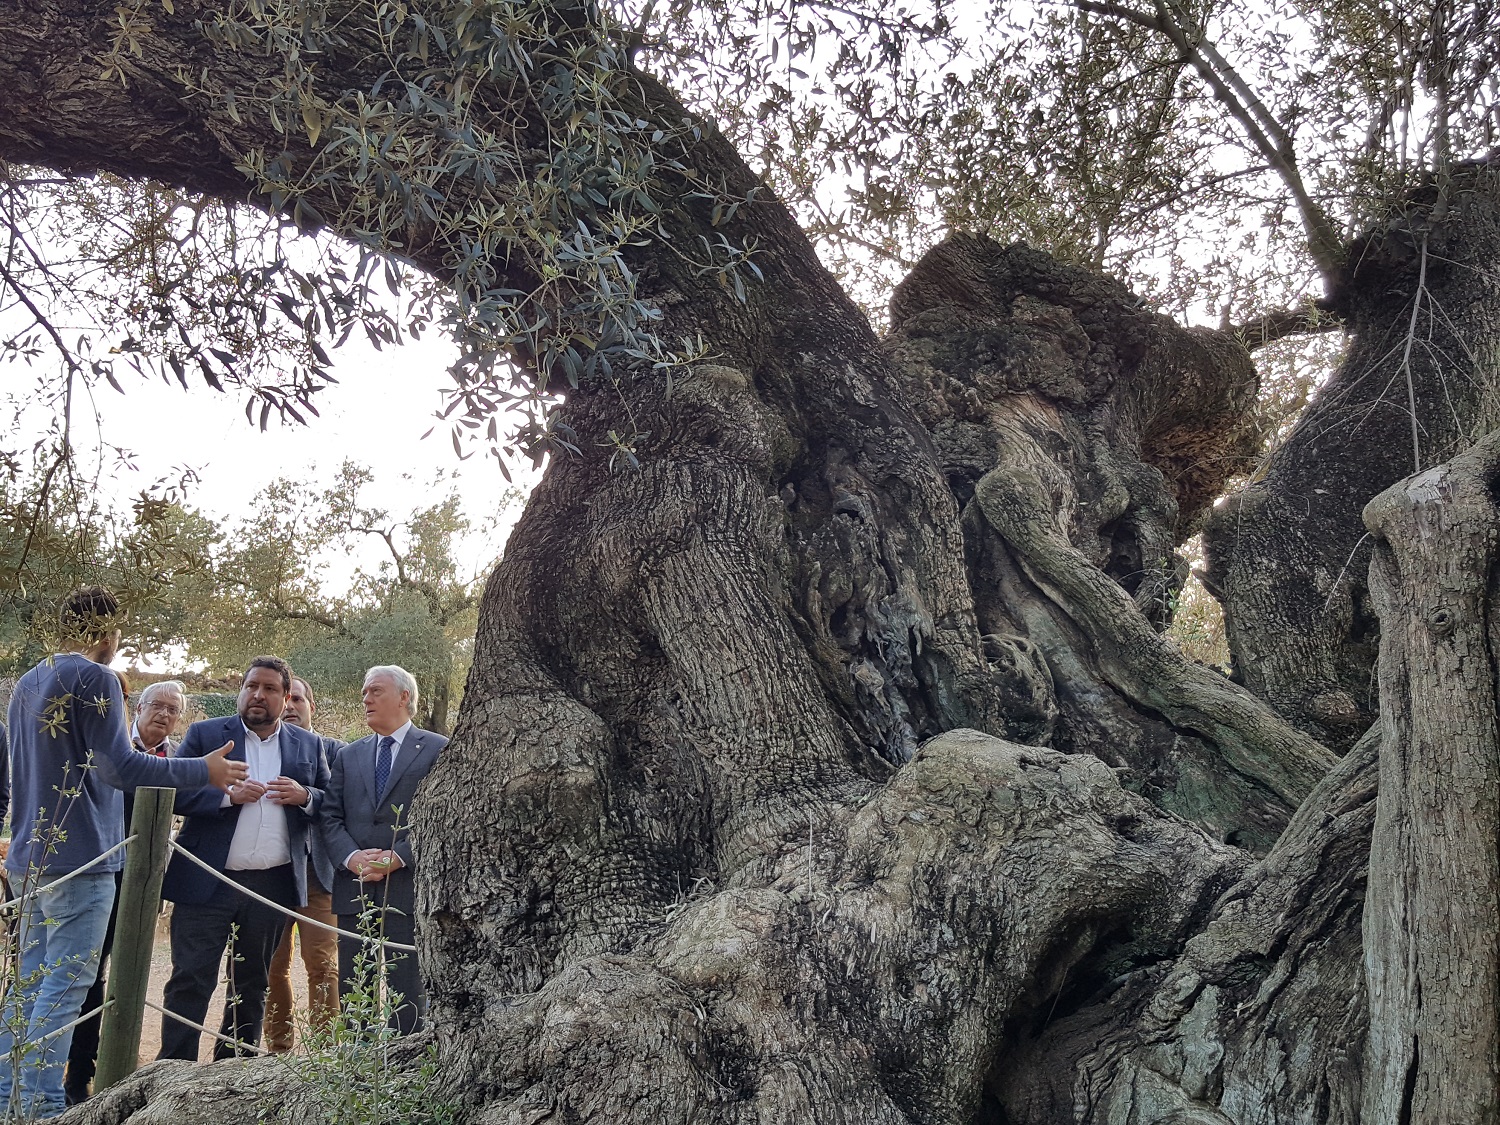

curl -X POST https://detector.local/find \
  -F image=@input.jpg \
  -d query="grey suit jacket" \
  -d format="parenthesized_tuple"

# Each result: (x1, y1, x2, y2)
(320, 725, 446, 916)
(304, 734, 346, 894)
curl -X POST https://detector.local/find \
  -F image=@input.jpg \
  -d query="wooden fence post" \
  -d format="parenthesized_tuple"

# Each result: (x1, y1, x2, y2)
(95, 787, 174, 1090)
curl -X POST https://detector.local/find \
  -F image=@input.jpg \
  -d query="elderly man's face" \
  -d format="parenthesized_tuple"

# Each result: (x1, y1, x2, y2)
(137, 690, 184, 747)
(362, 674, 410, 736)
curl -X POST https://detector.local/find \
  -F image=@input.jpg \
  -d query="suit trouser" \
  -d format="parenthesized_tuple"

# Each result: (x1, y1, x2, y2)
(264, 885, 339, 1051)
(158, 865, 296, 1061)
(336, 906, 424, 1035)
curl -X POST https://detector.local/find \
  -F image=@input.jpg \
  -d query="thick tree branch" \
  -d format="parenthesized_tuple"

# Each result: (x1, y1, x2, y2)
(1076, 0, 1346, 284)
(1230, 303, 1343, 350)
(974, 464, 1337, 807)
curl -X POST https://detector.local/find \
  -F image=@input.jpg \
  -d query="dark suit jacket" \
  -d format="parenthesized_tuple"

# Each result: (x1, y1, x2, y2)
(321, 725, 446, 916)
(162, 716, 330, 907)
(308, 734, 347, 894)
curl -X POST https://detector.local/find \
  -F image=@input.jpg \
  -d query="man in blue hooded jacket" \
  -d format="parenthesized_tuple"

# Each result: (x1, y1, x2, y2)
(0, 586, 246, 1119)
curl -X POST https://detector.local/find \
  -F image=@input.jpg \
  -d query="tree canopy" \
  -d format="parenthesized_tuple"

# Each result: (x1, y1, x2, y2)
(5, 0, 1496, 466)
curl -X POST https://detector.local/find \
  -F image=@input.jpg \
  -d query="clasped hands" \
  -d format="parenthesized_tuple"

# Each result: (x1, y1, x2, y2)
(228, 774, 309, 806)
(347, 848, 403, 882)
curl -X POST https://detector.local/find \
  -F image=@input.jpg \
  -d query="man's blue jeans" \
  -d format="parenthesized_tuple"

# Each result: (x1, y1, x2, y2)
(0, 871, 114, 1119)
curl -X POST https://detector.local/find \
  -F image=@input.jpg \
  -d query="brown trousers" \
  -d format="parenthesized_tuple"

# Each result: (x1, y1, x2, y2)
(264, 886, 339, 1052)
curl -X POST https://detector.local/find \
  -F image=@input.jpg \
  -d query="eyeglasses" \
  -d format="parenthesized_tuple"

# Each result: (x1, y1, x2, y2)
(142, 701, 183, 717)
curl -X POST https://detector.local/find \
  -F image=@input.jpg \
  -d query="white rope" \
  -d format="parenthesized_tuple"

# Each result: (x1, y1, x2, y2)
(0, 836, 138, 912)
(165, 841, 417, 952)
(32, 1000, 114, 1046)
(142, 998, 270, 1056)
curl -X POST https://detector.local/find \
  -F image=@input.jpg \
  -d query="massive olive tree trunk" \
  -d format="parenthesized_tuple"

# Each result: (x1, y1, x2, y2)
(4, 4, 1498, 1123)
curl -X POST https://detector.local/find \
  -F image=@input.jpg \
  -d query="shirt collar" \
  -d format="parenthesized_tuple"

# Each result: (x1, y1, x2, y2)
(380, 720, 413, 747)
(243, 719, 282, 745)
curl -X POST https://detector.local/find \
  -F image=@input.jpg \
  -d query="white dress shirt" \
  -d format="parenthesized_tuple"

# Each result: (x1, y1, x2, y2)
(225, 723, 292, 870)
(344, 721, 413, 871)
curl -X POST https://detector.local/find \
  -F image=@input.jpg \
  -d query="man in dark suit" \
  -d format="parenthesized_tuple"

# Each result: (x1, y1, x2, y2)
(321, 664, 446, 1035)
(158, 656, 331, 1060)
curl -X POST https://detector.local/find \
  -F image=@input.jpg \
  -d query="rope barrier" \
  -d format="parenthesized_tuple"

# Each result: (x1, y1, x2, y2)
(165, 840, 418, 952)
(142, 998, 270, 1056)
(0, 836, 138, 913)
(33, 1000, 115, 1046)
(0, 826, 417, 1069)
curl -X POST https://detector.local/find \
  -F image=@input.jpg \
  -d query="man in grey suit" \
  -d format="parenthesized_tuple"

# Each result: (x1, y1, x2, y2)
(321, 664, 447, 1034)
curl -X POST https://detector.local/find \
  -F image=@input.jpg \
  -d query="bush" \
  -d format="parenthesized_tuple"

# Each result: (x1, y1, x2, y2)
(191, 692, 238, 718)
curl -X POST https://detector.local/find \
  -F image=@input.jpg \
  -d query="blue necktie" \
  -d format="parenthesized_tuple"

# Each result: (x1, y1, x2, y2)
(375, 735, 395, 802)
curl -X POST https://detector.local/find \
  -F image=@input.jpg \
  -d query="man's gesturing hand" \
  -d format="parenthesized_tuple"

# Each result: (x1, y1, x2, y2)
(204, 742, 250, 790)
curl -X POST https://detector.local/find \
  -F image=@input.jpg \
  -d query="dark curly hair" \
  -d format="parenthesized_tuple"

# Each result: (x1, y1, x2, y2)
(60, 585, 121, 644)
(245, 655, 294, 693)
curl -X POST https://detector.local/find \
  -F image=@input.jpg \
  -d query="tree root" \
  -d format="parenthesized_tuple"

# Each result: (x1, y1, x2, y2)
(999, 725, 1377, 1124)
(444, 731, 1243, 1122)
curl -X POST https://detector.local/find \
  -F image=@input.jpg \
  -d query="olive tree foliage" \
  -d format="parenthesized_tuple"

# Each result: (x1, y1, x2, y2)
(727, 0, 1489, 317)
(4, 0, 781, 465)
(4, 0, 1493, 451)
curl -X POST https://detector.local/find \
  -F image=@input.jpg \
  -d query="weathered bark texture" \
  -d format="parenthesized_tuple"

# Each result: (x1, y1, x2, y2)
(996, 728, 1376, 1124)
(885, 239, 1334, 851)
(1203, 164, 1500, 752)
(3, 5, 1496, 1125)
(1361, 429, 1500, 1123)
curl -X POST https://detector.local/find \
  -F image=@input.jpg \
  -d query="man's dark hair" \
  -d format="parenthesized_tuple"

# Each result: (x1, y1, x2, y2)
(60, 585, 121, 644)
(245, 655, 293, 693)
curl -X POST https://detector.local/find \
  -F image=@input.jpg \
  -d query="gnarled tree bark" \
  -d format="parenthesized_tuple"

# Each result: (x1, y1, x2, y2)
(997, 728, 1376, 1124)
(1361, 429, 1500, 1124)
(1203, 164, 1500, 752)
(0, 5, 1495, 1124)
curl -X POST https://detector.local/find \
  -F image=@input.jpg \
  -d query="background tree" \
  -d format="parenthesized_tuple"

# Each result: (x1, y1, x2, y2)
(1, 1, 1497, 1124)
(0, 455, 490, 737)
(0, 460, 210, 672)
(176, 462, 493, 732)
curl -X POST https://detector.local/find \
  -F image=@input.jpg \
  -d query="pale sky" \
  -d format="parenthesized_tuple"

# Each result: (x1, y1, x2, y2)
(35, 329, 537, 589)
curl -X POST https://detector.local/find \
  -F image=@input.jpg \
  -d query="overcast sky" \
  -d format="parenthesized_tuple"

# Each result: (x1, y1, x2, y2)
(30, 329, 537, 590)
